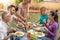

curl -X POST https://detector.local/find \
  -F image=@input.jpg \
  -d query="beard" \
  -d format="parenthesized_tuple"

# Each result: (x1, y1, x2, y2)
(11, 12, 15, 15)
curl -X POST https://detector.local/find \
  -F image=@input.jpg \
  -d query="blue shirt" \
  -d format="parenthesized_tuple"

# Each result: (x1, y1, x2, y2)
(39, 13, 48, 24)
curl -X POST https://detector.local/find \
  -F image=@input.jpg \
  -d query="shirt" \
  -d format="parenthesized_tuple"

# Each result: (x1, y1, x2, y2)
(7, 14, 17, 26)
(18, 2, 30, 22)
(39, 13, 48, 24)
(46, 21, 58, 40)
(0, 20, 9, 40)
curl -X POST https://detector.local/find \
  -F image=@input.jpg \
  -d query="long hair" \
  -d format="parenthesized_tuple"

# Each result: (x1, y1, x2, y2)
(50, 10, 58, 23)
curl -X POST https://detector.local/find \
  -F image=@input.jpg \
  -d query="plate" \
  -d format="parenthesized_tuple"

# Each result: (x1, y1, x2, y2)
(15, 31, 24, 37)
(35, 32, 45, 37)
(34, 27, 41, 31)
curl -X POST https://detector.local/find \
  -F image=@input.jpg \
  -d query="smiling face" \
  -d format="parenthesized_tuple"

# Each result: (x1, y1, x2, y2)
(8, 5, 16, 15)
(48, 12, 54, 21)
(3, 12, 11, 23)
(9, 7, 15, 15)
(40, 7, 46, 15)
(41, 10, 46, 15)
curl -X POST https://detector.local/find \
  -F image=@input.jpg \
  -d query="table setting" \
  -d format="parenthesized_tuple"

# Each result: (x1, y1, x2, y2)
(12, 22, 46, 40)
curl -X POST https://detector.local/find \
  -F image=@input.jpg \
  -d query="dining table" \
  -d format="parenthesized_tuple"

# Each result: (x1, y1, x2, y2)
(11, 22, 46, 40)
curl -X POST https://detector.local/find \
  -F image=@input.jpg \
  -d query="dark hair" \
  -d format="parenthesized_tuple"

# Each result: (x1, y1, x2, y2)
(50, 11, 58, 23)
(8, 5, 15, 10)
(55, 10, 58, 13)
(15, 6, 18, 12)
(2, 11, 9, 19)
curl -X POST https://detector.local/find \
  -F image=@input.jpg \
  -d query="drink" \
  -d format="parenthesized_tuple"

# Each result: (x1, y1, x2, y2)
(27, 32, 31, 38)
(31, 33, 36, 40)
(27, 22, 32, 29)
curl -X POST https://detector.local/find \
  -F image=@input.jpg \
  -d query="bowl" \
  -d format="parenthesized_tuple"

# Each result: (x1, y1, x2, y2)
(15, 31, 24, 37)
(35, 32, 45, 38)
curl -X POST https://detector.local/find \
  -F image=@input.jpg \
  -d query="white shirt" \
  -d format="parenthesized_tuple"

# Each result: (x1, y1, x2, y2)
(7, 14, 17, 26)
(0, 20, 9, 40)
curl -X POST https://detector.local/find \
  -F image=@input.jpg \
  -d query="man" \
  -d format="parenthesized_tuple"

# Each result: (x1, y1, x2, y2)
(7, 5, 25, 27)
(0, 11, 16, 40)
(16, 0, 31, 28)
(7, 5, 26, 40)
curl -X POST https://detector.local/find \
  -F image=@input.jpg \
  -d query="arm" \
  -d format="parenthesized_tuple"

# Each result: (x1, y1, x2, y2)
(3, 34, 11, 40)
(16, 18, 26, 26)
(27, 6, 29, 17)
(3, 33, 16, 40)
(44, 24, 58, 37)
(16, 5, 26, 21)
(36, 20, 40, 23)
(27, 6, 30, 19)
(13, 15, 26, 25)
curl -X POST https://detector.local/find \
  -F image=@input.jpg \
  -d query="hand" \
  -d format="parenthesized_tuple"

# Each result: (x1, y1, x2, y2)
(47, 19, 50, 23)
(23, 18, 26, 21)
(23, 23, 26, 27)
(9, 33, 17, 37)
(36, 20, 39, 23)
(43, 19, 46, 24)
(13, 28, 18, 32)
(44, 26, 48, 34)
(28, 16, 31, 19)
(3, 33, 17, 40)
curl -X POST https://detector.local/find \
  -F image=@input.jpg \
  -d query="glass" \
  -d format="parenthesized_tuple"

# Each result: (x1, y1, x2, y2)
(31, 33, 36, 40)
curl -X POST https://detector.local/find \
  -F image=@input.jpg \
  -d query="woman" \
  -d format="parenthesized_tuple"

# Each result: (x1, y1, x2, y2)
(44, 10, 58, 40)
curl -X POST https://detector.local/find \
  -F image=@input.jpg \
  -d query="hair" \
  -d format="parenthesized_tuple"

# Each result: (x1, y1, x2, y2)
(40, 7, 46, 14)
(55, 10, 58, 13)
(40, 7, 46, 11)
(50, 10, 58, 23)
(8, 5, 15, 10)
(2, 11, 9, 19)
(15, 6, 18, 12)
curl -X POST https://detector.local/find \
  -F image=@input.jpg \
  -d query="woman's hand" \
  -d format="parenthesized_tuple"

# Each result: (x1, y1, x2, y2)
(47, 19, 50, 23)
(44, 26, 48, 34)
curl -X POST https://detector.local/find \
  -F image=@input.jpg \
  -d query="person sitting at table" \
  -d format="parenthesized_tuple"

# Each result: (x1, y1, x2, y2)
(43, 10, 58, 40)
(7, 5, 26, 40)
(7, 5, 26, 27)
(36, 7, 48, 24)
(0, 11, 16, 40)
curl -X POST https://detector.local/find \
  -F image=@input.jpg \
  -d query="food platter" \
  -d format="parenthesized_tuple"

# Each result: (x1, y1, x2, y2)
(15, 31, 24, 37)
(35, 32, 45, 37)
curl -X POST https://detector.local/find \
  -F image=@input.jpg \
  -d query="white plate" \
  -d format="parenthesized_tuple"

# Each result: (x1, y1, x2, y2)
(35, 32, 45, 37)
(15, 31, 24, 36)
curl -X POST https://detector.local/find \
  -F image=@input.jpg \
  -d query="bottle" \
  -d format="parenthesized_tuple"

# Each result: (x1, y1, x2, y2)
(27, 32, 31, 40)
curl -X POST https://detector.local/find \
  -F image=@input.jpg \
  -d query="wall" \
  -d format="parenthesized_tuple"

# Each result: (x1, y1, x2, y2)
(31, 0, 60, 9)
(30, 0, 60, 12)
